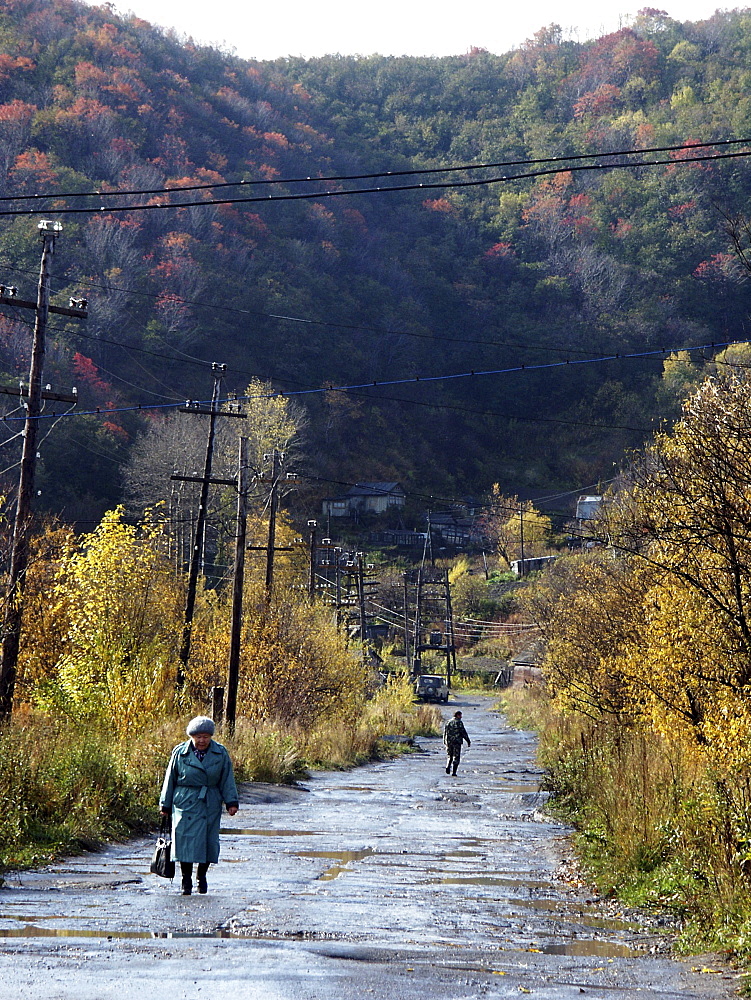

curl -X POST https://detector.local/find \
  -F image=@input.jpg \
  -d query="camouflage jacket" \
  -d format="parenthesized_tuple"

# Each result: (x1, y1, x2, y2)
(443, 718, 470, 748)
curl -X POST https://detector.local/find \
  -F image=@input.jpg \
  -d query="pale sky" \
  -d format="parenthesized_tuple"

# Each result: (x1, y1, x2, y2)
(116, 0, 735, 61)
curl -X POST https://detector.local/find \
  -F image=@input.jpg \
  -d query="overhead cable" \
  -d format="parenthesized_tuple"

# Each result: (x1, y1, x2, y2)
(0, 335, 741, 423)
(0, 137, 747, 205)
(1, 148, 750, 218)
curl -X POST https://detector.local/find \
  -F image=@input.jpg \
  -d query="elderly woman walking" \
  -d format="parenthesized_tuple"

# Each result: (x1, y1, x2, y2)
(160, 716, 239, 895)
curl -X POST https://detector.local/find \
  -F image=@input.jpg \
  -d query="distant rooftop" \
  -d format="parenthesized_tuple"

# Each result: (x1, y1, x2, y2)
(346, 482, 404, 497)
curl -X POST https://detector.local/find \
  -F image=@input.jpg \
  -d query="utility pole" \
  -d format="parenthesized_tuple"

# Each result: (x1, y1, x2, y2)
(244, 451, 295, 605)
(172, 365, 244, 684)
(335, 552, 342, 629)
(402, 572, 411, 672)
(444, 568, 457, 689)
(519, 502, 526, 577)
(0, 221, 85, 719)
(412, 568, 423, 677)
(225, 436, 249, 733)
(308, 519, 317, 599)
(264, 449, 281, 603)
(176, 365, 224, 683)
(357, 553, 367, 658)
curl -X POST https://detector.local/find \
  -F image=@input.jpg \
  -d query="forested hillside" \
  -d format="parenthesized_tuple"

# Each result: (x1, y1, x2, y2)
(2, 0, 751, 524)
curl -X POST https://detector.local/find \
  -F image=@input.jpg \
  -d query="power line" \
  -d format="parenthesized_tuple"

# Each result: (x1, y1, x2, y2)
(1, 307, 726, 447)
(0, 335, 739, 424)
(2, 149, 751, 218)
(1, 309, 658, 438)
(3, 273, 737, 437)
(0, 258, 733, 361)
(0, 298, 667, 432)
(0, 137, 747, 205)
(366, 598, 538, 636)
(73, 276, 611, 356)
(50, 320, 671, 433)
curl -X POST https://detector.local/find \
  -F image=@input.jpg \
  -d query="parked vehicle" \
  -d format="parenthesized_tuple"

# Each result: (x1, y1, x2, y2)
(415, 673, 449, 703)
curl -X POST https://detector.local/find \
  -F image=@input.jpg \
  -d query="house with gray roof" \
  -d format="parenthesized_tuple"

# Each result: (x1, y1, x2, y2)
(322, 482, 406, 518)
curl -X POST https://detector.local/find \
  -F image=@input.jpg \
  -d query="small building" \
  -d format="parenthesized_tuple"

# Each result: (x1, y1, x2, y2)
(368, 530, 427, 548)
(429, 511, 483, 547)
(576, 495, 603, 521)
(322, 482, 406, 518)
(568, 494, 606, 549)
(321, 497, 348, 518)
(510, 554, 559, 576)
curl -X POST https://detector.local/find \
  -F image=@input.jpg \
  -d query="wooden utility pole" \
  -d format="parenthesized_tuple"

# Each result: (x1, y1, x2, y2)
(402, 572, 411, 672)
(176, 365, 224, 683)
(412, 568, 423, 677)
(519, 502, 526, 577)
(357, 553, 367, 657)
(225, 436, 249, 733)
(0, 222, 84, 719)
(211, 685, 225, 725)
(335, 555, 342, 629)
(264, 449, 281, 602)
(172, 366, 245, 684)
(308, 519, 317, 599)
(444, 568, 457, 689)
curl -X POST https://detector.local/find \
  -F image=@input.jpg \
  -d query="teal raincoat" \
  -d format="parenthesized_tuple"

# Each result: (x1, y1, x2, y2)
(160, 740, 239, 864)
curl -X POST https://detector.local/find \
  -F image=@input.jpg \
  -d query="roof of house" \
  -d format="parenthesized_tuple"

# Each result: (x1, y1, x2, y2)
(346, 482, 405, 497)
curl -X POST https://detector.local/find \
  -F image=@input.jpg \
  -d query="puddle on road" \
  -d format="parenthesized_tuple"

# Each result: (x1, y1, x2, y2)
(426, 876, 552, 888)
(0, 926, 154, 940)
(494, 783, 542, 793)
(295, 848, 377, 881)
(541, 939, 642, 957)
(221, 828, 321, 837)
(424, 876, 641, 932)
(0, 926, 247, 941)
(518, 897, 637, 920)
(504, 899, 641, 932)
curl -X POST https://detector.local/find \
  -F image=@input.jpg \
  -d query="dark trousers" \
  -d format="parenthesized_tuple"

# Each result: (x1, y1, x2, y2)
(446, 743, 462, 774)
(180, 861, 209, 884)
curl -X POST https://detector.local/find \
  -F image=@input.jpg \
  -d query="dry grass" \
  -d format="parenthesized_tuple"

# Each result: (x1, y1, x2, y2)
(499, 681, 751, 958)
(0, 672, 440, 872)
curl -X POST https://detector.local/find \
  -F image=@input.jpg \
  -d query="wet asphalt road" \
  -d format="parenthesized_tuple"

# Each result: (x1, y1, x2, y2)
(0, 695, 739, 999)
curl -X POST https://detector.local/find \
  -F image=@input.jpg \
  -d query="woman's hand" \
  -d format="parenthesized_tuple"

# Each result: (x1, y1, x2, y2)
(160, 808, 169, 817)
(227, 805, 238, 816)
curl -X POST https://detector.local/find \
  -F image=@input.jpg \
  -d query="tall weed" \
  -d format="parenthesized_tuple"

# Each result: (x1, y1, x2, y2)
(0, 673, 439, 871)
(0, 720, 164, 867)
(501, 683, 751, 957)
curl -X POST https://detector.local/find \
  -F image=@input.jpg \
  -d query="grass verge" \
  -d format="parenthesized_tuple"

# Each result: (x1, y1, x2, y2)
(0, 675, 440, 873)
(499, 682, 751, 968)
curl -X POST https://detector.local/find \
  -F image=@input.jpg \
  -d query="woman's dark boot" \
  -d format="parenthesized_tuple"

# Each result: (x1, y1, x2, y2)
(197, 863, 209, 894)
(180, 863, 193, 895)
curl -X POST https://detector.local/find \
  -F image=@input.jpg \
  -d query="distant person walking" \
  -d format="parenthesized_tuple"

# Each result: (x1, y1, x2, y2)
(443, 710, 471, 775)
(160, 716, 239, 895)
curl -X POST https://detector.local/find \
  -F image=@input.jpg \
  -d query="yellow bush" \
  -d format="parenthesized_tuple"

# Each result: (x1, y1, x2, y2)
(34, 508, 180, 734)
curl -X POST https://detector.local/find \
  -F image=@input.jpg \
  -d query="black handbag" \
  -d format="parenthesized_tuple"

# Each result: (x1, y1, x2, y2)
(150, 815, 175, 879)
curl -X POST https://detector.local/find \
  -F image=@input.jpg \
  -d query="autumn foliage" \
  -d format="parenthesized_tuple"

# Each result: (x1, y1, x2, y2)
(524, 369, 751, 950)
